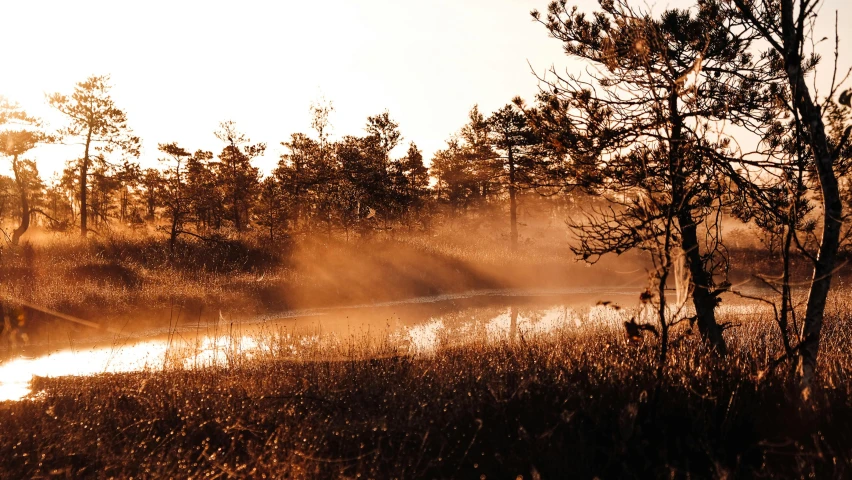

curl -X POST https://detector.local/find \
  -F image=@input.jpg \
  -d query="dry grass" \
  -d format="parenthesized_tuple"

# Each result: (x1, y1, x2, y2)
(0, 228, 608, 333)
(2, 300, 852, 478)
(2, 226, 851, 477)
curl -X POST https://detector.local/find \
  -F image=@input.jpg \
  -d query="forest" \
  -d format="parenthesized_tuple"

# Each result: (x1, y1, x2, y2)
(2, 0, 852, 477)
(0, 85, 566, 247)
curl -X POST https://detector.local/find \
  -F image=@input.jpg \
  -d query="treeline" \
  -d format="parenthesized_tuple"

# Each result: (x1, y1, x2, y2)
(0, 84, 576, 248)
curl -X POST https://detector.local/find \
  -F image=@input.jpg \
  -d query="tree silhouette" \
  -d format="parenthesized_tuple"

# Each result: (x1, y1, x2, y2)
(255, 176, 290, 242)
(461, 106, 497, 205)
(337, 134, 385, 235)
(184, 150, 220, 230)
(112, 160, 141, 225)
(432, 106, 494, 213)
(432, 139, 478, 212)
(729, 0, 852, 394)
(0, 176, 18, 225)
(528, 0, 769, 356)
(389, 142, 430, 229)
(365, 111, 402, 156)
(213, 121, 264, 232)
(158, 143, 191, 250)
(276, 133, 322, 233)
(0, 97, 47, 245)
(48, 75, 140, 238)
(139, 168, 162, 222)
(487, 103, 540, 250)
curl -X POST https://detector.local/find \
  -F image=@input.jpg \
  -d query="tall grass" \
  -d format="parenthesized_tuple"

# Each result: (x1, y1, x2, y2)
(1, 228, 615, 337)
(2, 302, 851, 478)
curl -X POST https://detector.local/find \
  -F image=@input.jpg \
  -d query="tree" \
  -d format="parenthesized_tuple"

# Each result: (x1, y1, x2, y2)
(48, 75, 140, 238)
(0, 97, 46, 245)
(114, 159, 142, 225)
(276, 133, 322, 232)
(336, 135, 384, 235)
(213, 121, 264, 232)
(139, 168, 162, 222)
(487, 103, 540, 250)
(184, 151, 220, 230)
(337, 112, 423, 234)
(310, 97, 335, 155)
(158, 143, 191, 250)
(276, 101, 338, 234)
(255, 176, 290, 242)
(461, 106, 498, 204)
(432, 139, 479, 211)
(365, 111, 402, 156)
(529, 0, 768, 357)
(729, 0, 852, 395)
(359, 111, 404, 228)
(88, 163, 121, 229)
(276, 110, 409, 236)
(55, 165, 83, 229)
(0, 175, 17, 224)
(389, 142, 430, 229)
(432, 106, 496, 213)
(828, 95, 852, 252)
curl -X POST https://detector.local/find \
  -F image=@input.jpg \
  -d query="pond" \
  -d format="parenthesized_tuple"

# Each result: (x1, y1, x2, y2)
(0, 287, 763, 401)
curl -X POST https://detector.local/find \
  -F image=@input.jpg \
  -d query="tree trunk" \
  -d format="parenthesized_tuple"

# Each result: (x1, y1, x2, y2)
(170, 213, 179, 253)
(667, 88, 727, 355)
(657, 214, 675, 374)
(121, 188, 128, 223)
(678, 210, 727, 355)
(508, 146, 518, 251)
(80, 132, 92, 238)
(233, 194, 242, 231)
(779, 0, 842, 396)
(11, 155, 30, 246)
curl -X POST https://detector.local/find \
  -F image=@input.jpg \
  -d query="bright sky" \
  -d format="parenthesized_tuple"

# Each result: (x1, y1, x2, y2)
(1, 0, 850, 181)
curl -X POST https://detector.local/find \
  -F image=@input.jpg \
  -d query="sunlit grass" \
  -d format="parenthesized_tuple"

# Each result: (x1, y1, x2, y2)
(0, 226, 589, 333)
(1, 299, 851, 478)
(2, 229, 850, 477)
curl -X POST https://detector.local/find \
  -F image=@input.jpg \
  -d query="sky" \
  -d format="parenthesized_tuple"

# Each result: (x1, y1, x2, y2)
(1, 0, 850, 181)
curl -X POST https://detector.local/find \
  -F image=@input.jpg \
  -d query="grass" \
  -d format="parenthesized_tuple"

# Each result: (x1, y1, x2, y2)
(0, 226, 613, 335)
(2, 298, 852, 478)
(2, 224, 851, 477)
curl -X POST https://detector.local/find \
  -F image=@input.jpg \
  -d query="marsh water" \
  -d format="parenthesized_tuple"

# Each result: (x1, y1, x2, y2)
(0, 287, 766, 401)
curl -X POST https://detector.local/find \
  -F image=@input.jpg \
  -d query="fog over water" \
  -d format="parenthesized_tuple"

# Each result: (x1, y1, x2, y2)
(0, 288, 771, 401)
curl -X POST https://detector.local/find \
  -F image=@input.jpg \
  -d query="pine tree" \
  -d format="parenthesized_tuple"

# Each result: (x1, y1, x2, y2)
(47, 75, 140, 238)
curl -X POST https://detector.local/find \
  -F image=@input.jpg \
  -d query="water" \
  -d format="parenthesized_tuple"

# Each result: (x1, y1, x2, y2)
(0, 288, 764, 401)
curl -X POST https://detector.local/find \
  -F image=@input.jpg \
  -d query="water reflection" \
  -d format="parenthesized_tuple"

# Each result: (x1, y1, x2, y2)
(0, 290, 769, 402)
(0, 340, 171, 401)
